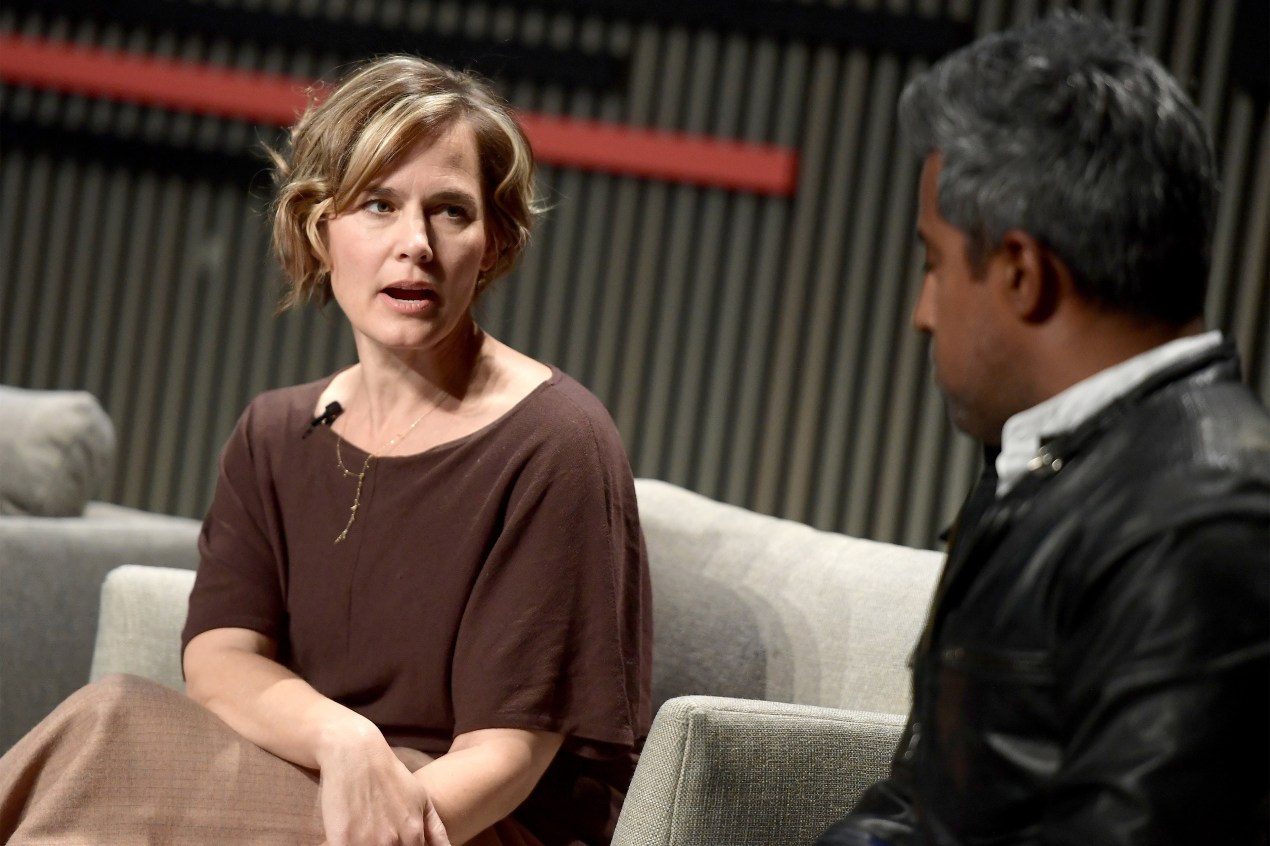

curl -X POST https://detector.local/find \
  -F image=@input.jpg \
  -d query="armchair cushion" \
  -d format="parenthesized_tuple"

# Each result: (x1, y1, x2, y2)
(0, 385, 115, 517)
(613, 695, 905, 845)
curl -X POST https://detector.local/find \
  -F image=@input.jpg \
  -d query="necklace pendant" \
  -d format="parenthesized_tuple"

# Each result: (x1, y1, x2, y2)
(330, 394, 443, 545)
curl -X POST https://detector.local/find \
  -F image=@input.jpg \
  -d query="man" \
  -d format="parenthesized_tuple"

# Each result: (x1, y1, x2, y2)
(818, 11, 1269, 845)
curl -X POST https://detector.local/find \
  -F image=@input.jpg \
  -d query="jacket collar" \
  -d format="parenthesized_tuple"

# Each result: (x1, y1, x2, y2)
(995, 331, 1225, 496)
(1033, 335, 1242, 474)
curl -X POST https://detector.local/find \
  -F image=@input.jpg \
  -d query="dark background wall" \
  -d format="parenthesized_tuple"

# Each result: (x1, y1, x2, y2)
(2, 0, 1266, 550)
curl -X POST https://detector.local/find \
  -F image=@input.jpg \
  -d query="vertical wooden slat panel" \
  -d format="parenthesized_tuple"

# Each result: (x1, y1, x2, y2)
(118, 177, 186, 508)
(783, 49, 874, 525)
(752, 44, 838, 515)
(663, 189, 729, 488)
(0, 154, 23, 353)
(80, 170, 134, 398)
(803, 53, 906, 531)
(1236, 119, 1270, 401)
(720, 39, 806, 508)
(55, 163, 104, 390)
(839, 103, 924, 540)
(691, 192, 756, 500)
(3, 153, 51, 387)
(149, 181, 216, 515)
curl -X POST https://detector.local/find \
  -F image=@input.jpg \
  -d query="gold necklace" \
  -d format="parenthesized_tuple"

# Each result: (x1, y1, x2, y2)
(333, 400, 443, 544)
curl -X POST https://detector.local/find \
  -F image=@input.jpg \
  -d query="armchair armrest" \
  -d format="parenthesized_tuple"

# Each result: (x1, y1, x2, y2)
(613, 695, 904, 846)
(90, 564, 196, 691)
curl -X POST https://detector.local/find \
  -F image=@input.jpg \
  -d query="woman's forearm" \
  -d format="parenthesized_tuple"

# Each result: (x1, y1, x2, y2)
(415, 728, 563, 844)
(183, 627, 378, 770)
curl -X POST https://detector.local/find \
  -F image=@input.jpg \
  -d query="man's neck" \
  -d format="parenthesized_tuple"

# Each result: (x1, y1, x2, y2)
(1031, 313, 1206, 403)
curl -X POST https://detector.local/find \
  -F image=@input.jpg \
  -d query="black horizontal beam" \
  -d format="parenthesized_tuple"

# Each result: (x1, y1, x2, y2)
(5, 0, 624, 89)
(8, 0, 975, 88)
(533, 0, 975, 55)
(1, 116, 277, 191)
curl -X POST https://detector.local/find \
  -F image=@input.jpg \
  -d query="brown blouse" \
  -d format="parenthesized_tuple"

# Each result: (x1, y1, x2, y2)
(182, 368, 653, 844)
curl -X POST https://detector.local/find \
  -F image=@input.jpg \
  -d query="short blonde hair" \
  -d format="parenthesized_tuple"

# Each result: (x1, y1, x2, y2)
(270, 55, 542, 309)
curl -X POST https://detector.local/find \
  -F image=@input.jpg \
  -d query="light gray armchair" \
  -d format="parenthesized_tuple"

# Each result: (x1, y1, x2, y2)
(0, 386, 200, 752)
(87, 479, 943, 844)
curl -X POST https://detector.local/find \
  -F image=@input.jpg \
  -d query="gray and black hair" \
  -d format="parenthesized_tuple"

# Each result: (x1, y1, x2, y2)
(898, 11, 1217, 324)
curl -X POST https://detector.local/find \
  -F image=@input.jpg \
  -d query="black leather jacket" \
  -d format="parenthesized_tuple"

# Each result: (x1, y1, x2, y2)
(819, 340, 1270, 845)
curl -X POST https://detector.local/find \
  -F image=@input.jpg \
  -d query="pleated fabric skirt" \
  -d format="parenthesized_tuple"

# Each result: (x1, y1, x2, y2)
(0, 674, 540, 846)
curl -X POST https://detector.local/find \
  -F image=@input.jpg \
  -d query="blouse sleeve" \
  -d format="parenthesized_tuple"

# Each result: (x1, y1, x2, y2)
(181, 399, 288, 654)
(449, 390, 652, 752)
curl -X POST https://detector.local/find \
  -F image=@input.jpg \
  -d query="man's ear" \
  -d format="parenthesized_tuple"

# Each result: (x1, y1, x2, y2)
(994, 229, 1062, 323)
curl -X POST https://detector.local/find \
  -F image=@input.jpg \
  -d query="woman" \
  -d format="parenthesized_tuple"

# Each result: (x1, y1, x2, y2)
(0, 56, 652, 846)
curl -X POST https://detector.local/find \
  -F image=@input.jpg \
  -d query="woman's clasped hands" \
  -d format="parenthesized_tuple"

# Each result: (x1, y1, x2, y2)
(316, 721, 451, 846)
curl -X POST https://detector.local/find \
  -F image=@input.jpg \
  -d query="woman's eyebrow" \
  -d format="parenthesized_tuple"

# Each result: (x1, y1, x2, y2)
(429, 188, 480, 206)
(359, 185, 478, 206)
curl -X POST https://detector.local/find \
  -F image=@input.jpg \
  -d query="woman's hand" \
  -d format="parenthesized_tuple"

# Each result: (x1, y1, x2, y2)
(316, 721, 451, 846)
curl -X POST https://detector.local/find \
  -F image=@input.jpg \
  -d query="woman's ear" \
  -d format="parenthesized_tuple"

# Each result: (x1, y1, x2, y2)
(480, 235, 499, 274)
(995, 228, 1060, 323)
(307, 205, 334, 274)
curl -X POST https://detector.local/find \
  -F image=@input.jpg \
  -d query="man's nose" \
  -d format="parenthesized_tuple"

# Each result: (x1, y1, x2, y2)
(912, 277, 934, 333)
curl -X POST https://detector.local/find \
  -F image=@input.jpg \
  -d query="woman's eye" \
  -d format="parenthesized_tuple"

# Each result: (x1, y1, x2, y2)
(440, 205, 470, 221)
(363, 199, 393, 214)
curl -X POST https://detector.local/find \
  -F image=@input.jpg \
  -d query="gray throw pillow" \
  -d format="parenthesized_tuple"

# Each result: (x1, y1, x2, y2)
(0, 385, 116, 517)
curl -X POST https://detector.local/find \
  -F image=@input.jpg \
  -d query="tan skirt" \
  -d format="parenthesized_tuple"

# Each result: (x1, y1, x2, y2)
(0, 674, 541, 846)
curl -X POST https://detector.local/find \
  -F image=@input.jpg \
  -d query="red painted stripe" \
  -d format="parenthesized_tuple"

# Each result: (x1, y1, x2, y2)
(0, 34, 315, 125)
(0, 34, 798, 195)
(516, 112, 797, 196)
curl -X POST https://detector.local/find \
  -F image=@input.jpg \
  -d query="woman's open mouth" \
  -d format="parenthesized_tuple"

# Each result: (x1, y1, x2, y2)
(380, 286, 437, 312)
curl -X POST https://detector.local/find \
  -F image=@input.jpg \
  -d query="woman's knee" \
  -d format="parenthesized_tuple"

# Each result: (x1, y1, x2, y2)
(78, 672, 175, 707)
(52, 674, 190, 735)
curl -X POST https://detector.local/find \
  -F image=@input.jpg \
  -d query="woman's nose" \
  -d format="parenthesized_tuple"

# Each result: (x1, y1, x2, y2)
(399, 216, 433, 263)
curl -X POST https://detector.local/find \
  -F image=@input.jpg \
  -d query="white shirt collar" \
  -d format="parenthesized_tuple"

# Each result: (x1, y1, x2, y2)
(995, 330, 1223, 496)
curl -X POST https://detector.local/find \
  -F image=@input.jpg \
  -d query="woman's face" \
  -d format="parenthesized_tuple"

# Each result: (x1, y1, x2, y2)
(324, 121, 495, 361)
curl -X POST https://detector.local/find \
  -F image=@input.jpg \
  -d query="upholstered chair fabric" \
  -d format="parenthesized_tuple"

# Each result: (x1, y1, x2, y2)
(91, 564, 196, 689)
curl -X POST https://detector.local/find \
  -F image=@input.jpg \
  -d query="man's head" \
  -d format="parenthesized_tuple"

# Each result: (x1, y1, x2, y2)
(900, 12, 1219, 442)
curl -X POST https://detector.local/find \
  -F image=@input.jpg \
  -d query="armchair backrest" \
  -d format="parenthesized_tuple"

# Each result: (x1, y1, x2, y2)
(634, 478, 942, 715)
